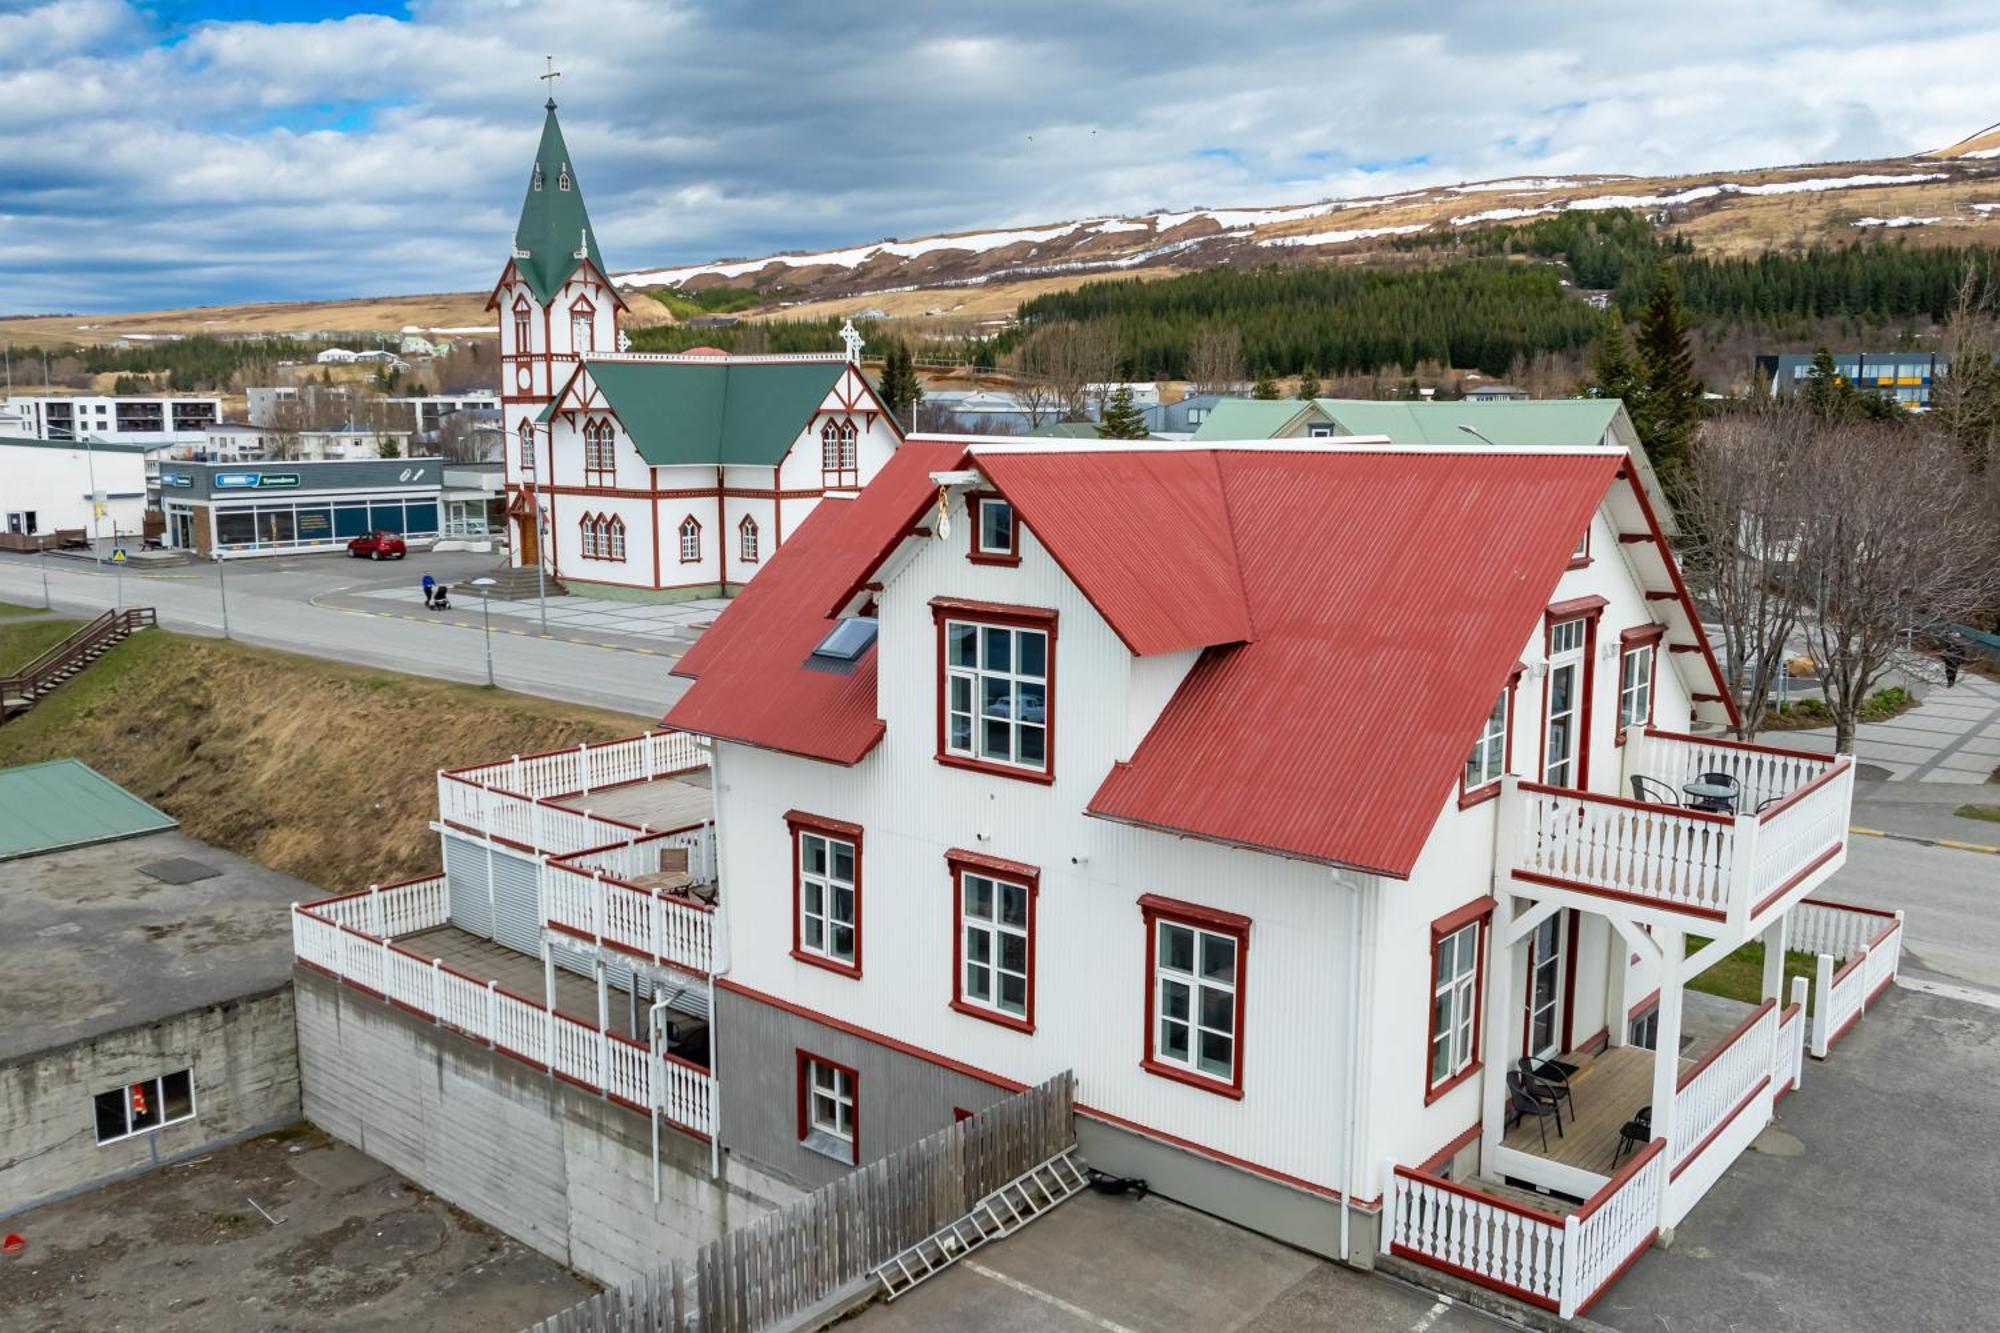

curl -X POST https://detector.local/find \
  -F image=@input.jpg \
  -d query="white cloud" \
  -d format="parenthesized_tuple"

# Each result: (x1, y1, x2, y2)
(3, 0, 2000, 311)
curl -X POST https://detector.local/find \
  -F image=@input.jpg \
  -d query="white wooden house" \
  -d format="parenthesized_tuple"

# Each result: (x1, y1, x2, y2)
(489, 98, 902, 600)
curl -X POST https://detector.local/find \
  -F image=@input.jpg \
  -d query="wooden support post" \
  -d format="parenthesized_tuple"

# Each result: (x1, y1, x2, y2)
(1377, 1157, 1398, 1256)
(595, 954, 610, 1097)
(1760, 911, 1789, 1006)
(1481, 781, 1522, 1179)
(486, 979, 499, 1048)
(543, 935, 558, 1072)
(1812, 952, 1835, 1058)
(579, 741, 592, 795)
(1649, 926, 1686, 1213)
(643, 729, 656, 781)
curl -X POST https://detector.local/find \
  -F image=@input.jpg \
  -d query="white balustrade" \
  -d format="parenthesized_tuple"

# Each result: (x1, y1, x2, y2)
(1748, 761, 1853, 911)
(1386, 1167, 1566, 1308)
(1516, 783, 1736, 916)
(1792, 898, 1894, 961)
(1672, 1001, 1777, 1173)
(1567, 1141, 1666, 1317)
(658, 1052, 716, 1137)
(1639, 730, 1832, 813)
(443, 731, 709, 803)
(1772, 994, 1807, 1097)
(604, 1034, 652, 1108)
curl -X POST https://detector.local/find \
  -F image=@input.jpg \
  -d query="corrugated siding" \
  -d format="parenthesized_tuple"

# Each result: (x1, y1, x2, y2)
(716, 512, 1360, 1195)
(443, 832, 494, 939)
(493, 847, 543, 957)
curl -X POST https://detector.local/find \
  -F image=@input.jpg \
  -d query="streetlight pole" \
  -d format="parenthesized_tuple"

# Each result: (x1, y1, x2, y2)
(83, 433, 102, 567)
(217, 546, 231, 639)
(39, 545, 50, 610)
(471, 577, 497, 687)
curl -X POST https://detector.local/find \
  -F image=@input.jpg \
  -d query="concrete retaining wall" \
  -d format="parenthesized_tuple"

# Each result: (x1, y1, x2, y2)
(0, 987, 300, 1218)
(295, 967, 796, 1284)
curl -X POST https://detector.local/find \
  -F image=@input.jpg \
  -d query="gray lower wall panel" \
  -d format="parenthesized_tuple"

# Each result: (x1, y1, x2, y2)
(295, 966, 797, 1284)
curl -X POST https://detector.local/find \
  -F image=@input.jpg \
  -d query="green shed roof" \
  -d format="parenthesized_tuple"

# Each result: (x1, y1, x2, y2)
(1028, 421, 1108, 439)
(566, 358, 849, 467)
(0, 760, 177, 861)
(1312, 398, 1624, 447)
(1190, 399, 1320, 441)
(511, 101, 607, 304)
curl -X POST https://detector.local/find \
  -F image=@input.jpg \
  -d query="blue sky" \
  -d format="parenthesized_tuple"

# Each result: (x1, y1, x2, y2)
(4, 0, 2000, 313)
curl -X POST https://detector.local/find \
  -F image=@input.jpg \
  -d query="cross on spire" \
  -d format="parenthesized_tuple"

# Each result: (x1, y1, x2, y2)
(540, 56, 561, 108)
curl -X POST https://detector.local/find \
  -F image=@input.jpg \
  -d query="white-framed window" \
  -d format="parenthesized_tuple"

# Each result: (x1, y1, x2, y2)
(1307, 423, 1336, 437)
(1620, 642, 1655, 728)
(517, 420, 536, 474)
(739, 515, 760, 563)
(958, 869, 1031, 1022)
(1464, 689, 1508, 788)
(821, 418, 859, 485)
(974, 497, 1015, 559)
(95, 1069, 194, 1145)
(1148, 912, 1241, 1087)
(607, 515, 626, 561)
(580, 514, 599, 558)
(558, 164, 572, 191)
(512, 300, 532, 350)
(799, 1053, 856, 1162)
(1571, 527, 1591, 562)
(584, 419, 615, 474)
(796, 826, 858, 969)
(943, 619, 1049, 773)
(1548, 617, 1586, 656)
(571, 299, 595, 354)
(678, 515, 702, 563)
(1430, 920, 1482, 1088)
(1545, 616, 1588, 787)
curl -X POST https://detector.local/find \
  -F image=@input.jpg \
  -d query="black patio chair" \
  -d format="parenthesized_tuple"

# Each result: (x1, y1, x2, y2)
(1506, 1070, 1564, 1135)
(1630, 775, 1682, 806)
(1686, 770, 1743, 814)
(1755, 794, 1785, 814)
(1506, 1076, 1564, 1152)
(1611, 1106, 1653, 1168)
(1518, 1056, 1577, 1119)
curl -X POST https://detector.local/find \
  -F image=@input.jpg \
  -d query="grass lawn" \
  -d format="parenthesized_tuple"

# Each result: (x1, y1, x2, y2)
(1686, 936, 1822, 1013)
(0, 615, 82, 672)
(1955, 804, 2000, 824)
(0, 599, 48, 616)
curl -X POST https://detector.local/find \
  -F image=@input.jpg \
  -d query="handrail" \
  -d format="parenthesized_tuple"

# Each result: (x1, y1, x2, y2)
(11, 610, 116, 678)
(2, 609, 154, 699)
(1676, 997, 1776, 1093)
(1800, 896, 1899, 920)
(1756, 756, 1852, 825)
(1517, 779, 1734, 825)
(1573, 1137, 1667, 1223)
(1391, 1163, 1560, 1225)
(1641, 727, 1831, 765)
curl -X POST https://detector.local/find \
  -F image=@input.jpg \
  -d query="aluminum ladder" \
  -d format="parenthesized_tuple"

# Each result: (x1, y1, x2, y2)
(872, 1148, 1090, 1300)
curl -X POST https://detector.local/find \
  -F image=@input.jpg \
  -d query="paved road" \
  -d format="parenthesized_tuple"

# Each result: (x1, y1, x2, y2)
(0, 550, 688, 719)
(1814, 835, 2000, 997)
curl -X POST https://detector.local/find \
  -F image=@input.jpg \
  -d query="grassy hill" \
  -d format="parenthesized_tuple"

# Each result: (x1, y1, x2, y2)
(0, 626, 652, 893)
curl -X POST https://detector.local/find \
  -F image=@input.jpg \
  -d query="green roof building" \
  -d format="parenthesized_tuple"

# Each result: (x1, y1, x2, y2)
(509, 98, 611, 305)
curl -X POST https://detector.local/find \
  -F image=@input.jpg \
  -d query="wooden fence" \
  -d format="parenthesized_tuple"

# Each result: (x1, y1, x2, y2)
(527, 1071, 1076, 1333)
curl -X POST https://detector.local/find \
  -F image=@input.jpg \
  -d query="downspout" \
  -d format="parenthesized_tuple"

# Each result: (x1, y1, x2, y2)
(1339, 870, 1364, 1262)
(651, 990, 667, 1203)
(704, 737, 725, 1180)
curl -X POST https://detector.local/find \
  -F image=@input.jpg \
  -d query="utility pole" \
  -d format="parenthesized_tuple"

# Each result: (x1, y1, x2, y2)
(83, 434, 102, 566)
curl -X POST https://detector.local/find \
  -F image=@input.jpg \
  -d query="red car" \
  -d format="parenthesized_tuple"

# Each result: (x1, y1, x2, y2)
(347, 530, 407, 560)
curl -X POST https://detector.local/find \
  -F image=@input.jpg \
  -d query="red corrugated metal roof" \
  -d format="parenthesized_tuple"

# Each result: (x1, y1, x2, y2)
(973, 449, 1252, 655)
(665, 439, 965, 763)
(1086, 449, 1624, 877)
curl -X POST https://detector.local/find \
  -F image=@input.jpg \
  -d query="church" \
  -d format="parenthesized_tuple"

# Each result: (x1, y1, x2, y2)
(488, 97, 904, 599)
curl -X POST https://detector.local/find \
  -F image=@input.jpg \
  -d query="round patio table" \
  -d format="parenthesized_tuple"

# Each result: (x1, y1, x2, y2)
(1682, 778, 1740, 813)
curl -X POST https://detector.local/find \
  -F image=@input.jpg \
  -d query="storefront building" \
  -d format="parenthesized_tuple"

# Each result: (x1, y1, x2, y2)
(157, 458, 443, 559)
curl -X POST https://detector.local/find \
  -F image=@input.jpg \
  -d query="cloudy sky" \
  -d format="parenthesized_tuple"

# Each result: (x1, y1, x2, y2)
(5, 0, 2000, 313)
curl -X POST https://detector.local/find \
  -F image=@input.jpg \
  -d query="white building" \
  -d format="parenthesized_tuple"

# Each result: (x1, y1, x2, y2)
(387, 390, 500, 439)
(297, 421, 414, 461)
(244, 386, 297, 427)
(0, 434, 149, 545)
(197, 423, 277, 462)
(1, 394, 221, 446)
(492, 98, 902, 600)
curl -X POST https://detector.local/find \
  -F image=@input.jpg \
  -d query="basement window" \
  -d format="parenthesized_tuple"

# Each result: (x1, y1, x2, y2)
(95, 1069, 195, 1145)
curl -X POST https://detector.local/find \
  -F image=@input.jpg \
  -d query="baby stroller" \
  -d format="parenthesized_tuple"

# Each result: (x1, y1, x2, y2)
(430, 584, 452, 611)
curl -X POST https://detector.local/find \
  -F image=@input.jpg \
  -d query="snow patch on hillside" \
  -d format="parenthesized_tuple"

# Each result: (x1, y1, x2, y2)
(1852, 216, 1941, 227)
(1452, 205, 1560, 225)
(1257, 223, 1429, 248)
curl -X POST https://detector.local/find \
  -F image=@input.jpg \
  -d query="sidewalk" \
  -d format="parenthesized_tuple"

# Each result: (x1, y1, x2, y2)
(312, 584, 728, 658)
(1780, 674, 2000, 783)
(1850, 779, 2000, 852)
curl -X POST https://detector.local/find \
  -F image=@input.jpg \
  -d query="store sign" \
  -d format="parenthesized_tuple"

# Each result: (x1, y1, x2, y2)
(161, 473, 193, 488)
(214, 471, 300, 490)
(297, 511, 331, 538)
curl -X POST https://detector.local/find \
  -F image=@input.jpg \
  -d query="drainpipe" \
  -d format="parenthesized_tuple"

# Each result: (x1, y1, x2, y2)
(1337, 870, 1367, 1263)
(651, 990, 668, 1203)
(704, 737, 725, 1180)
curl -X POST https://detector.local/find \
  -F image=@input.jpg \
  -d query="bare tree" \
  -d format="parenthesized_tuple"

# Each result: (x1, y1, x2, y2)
(1928, 262, 2000, 472)
(434, 410, 500, 462)
(1186, 327, 1244, 396)
(1797, 420, 2000, 752)
(1021, 322, 1117, 420)
(1680, 407, 1816, 739)
(1012, 377, 1063, 430)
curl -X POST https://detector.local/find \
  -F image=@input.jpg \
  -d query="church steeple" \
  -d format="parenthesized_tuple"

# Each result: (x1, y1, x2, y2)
(511, 98, 607, 303)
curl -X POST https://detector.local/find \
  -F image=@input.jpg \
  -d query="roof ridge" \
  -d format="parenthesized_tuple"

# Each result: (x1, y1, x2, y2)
(1207, 449, 1258, 643)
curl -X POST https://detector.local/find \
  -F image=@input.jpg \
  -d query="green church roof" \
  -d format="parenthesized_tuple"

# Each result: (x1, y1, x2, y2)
(559, 358, 851, 467)
(1189, 399, 1321, 441)
(511, 100, 607, 304)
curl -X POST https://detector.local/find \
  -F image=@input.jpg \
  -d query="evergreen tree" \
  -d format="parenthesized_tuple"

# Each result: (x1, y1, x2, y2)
(1252, 365, 1280, 400)
(1587, 317, 1640, 405)
(1630, 267, 1703, 488)
(877, 339, 923, 428)
(1095, 385, 1149, 439)
(1296, 364, 1321, 400)
(377, 436, 402, 459)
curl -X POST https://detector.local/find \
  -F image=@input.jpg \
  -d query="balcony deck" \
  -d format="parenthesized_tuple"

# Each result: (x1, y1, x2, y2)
(550, 768, 712, 831)
(403, 925, 646, 1041)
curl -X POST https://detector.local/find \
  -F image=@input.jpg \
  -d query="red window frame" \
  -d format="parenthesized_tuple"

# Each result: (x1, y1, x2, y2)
(794, 1049, 859, 1164)
(820, 417, 859, 489)
(677, 514, 703, 564)
(932, 598, 1057, 786)
(947, 849, 1039, 1034)
(967, 491, 1021, 566)
(1539, 595, 1605, 789)
(738, 514, 760, 564)
(1425, 896, 1494, 1105)
(1139, 894, 1250, 1100)
(1567, 524, 1593, 570)
(511, 297, 532, 352)
(787, 811, 863, 978)
(571, 296, 596, 353)
(1615, 624, 1665, 743)
(583, 418, 617, 487)
(1458, 666, 1523, 808)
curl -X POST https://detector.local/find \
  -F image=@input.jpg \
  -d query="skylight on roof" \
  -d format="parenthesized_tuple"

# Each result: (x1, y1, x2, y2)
(810, 617, 878, 664)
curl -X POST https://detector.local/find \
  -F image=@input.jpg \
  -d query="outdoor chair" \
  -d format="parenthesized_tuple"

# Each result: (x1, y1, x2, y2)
(1612, 1106, 1653, 1168)
(1506, 1078, 1564, 1152)
(1686, 771, 1743, 814)
(1506, 1070, 1564, 1137)
(1630, 775, 1682, 806)
(1518, 1056, 1577, 1119)
(1755, 794, 1785, 814)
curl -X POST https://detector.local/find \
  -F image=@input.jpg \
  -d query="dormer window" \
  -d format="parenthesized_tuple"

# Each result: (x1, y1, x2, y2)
(558, 163, 572, 191)
(970, 495, 1018, 565)
(532, 163, 544, 192)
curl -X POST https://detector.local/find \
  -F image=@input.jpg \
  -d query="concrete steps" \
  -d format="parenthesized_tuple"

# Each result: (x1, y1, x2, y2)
(474, 564, 568, 601)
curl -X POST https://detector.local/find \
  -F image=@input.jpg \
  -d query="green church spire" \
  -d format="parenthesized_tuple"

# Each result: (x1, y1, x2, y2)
(511, 99, 607, 304)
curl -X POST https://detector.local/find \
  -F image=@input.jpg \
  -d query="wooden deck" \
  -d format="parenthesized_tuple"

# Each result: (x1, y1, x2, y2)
(402, 924, 645, 1040)
(552, 770, 712, 830)
(1501, 1045, 1694, 1177)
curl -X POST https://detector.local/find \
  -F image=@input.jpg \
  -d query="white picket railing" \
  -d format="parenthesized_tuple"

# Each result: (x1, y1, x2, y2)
(1771, 988, 1808, 1098)
(1810, 905, 1904, 1058)
(1637, 729, 1833, 815)
(1385, 1142, 1666, 1320)
(305, 875, 449, 937)
(1748, 760, 1854, 911)
(1566, 1139, 1668, 1318)
(444, 730, 709, 801)
(1515, 781, 1738, 917)
(1792, 897, 1894, 960)
(1385, 1166, 1568, 1310)
(1672, 999, 1777, 1175)
(542, 856, 717, 977)
(291, 900, 716, 1137)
